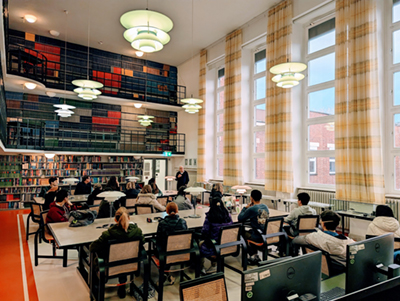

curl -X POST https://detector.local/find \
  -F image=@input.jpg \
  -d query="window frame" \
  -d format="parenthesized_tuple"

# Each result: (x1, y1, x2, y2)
(215, 66, 225, 180)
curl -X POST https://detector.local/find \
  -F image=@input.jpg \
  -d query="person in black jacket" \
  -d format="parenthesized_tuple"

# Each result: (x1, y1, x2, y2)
(175, 166, 189, 190)
(87, 183, 102, 206)
(124, 181, 140, 199)
(43, 180, 60, 210)
(74, 176, 92, 195)
(156, 202, 188, 284)
(39, 177, 58, 198)
(210, 183, 223, 199)
(106, 176, 120, 191)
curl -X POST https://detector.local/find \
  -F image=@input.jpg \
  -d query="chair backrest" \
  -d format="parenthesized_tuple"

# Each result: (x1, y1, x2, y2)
(297, 215, 319, 236)
(125, 198, 138, 214)
(165, 230, 193, 265)
(180, 272, 228, 301)
(89, 205, 100, 214)
(264, 216, 284, 244)
(218, 224, 242, 256)
(106, 239, 141, 278)
(157, 197, 168, 207)
(93, 198, 102, 206)
(135, 204, 154, 215)
(304, 246, 330, 277)
(31, 203, 43, 222)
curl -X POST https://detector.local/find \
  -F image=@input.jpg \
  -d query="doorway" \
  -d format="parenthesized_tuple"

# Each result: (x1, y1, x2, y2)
(143, 158, 168, 192)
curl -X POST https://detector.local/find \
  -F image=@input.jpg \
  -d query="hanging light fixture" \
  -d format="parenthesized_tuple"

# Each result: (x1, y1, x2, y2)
(120, 9, 173, 53)
(134, 103, 143, 108)
(269, 62, 307, 88)
(54, 104, 75, 117)
(138, 114, 154, 127)
(44, 153, 55, 159)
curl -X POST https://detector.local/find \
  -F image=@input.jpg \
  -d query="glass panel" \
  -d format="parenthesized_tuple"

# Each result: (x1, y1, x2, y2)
(255, 49, 266, 74)
(329, 158, 335, 174)
(254, 104, 266, 126)
(217, 158, 224, 177)
(217, 90, 224, 110)
(394, 30, 400, 64)
(255, 77, 266, 100)
(395, 156, 400, 190)
(217, 113, 224, 132)
(218, 68, 225, 87)
(254, 158, 265, 180)
(309, 88, 335, 118)
(394, 0, 400, 23)
(309, 157, 336, 185)
(254, 131, 265, 153)
(308, 53, 335, 86)
(395, 114, 400, 148)
(217, 135, 224, 155)
(395, 72, 400, 106)
(308, 123, 335, 150)
(308, 18, 335, 54)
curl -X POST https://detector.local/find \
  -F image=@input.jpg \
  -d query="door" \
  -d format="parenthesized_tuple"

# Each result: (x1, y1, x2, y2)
(143, 158, 167, 192)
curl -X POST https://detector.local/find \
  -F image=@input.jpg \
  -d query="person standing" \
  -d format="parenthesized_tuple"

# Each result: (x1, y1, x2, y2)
(175, 166, 189, 190)
(75, 175, 92, 195)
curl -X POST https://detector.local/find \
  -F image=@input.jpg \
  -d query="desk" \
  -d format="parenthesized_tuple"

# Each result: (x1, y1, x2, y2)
(242, 194, 281, 209)
(335, 210, 374, 235)
(320, 273, 345, 293)
(161, 190, 178, 197)
(69, 194, 89, 203)
(281, 199, 334, 212)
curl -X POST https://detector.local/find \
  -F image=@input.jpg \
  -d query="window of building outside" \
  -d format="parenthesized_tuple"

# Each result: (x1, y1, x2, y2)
(306, 17, 336, 186)
(215, 68, 225, 179)
(252, 49, 266, 182)
(392, 0, 400, 190)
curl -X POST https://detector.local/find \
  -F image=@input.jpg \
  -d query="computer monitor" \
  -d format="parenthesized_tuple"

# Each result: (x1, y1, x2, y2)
(241, 252, 322, 301)
(180, 272, 228, 301)
(345, 233, 397, 294)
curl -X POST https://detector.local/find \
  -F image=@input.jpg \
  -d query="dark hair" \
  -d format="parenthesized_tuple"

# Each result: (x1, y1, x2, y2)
(208, 197, 231, 224)
(321, 210, 340, 231)
(166, 202, 178, 215)
(82, 175, 89, 182)
(251, 190, 262, 202)
(376, 205, 394, 218)
(106, 176, 118, 190)
(55, 189, 68, 203)
(148, 178, 155, 185)
(297, 192, 310, 205)
(177, 186, 187, 196)
(49, 177, 57, 185)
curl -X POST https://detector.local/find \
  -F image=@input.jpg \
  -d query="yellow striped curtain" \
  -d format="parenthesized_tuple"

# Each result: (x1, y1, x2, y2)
(223, 29, 243, 186)
(264, 0, 293, 193)
(335, 0, 385, 204)
(197, 49, 207, 182)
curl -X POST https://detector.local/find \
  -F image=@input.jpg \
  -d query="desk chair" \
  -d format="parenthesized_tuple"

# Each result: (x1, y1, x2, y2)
(89, 238, 150, 301)
(26, 202, 43, 241)
(135, 204, 154, 215)
(157, 197, 168, 207)
(34, 210, 69, 267)
(205, 224, 247, 273)
(150, 230, 200, 301)
(179, 272, 228, 301)
(297, 215, 320, 236)
(89, 204, 100, 214)
(247, 217, 289, 260)
(125, 198, 138, 215)
(93, 199, 102, 206)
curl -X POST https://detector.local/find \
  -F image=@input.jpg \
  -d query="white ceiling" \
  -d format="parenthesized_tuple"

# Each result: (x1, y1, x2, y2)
(8, 0, 278, 67)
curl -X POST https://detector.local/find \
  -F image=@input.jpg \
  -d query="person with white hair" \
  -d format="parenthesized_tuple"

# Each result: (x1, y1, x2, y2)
(175, 165, 189, 190)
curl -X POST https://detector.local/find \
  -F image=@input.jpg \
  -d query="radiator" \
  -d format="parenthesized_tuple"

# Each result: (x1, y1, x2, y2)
(385, 198, 400, 220)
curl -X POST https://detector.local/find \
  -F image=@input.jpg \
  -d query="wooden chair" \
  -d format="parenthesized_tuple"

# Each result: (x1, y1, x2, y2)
(207, 224, 248, 273)
(294, 215, 320, 237)
(89, 238, 150, 301)
(93, 199, 102, 206)
(247, 217, 289, 260)
(157, 197, 168, 207)
(125, 198, 138, 215)
(150, 230, 200, 301)
(89, 204, 100, 214)
(34, 210, 69, 267)
(135, 204, 154, 215)
(26, 202, 43, 241)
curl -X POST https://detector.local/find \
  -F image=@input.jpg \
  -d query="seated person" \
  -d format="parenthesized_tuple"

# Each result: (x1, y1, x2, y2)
(90, 207, 145, 299)
(200, 197, 233, 273)
(137, 185, 166, 212)
(148, 178, 162, 196)
(106, 176, 120, 191)
(293, 210, 355, 268)
(367, 205, 400, 237)
(97, 187, 124, 219)
(238, 190, 269, 265)
(43, 179, 60, 210)
(46, 190, 76, 223)
(284, 192, 316, 236)
(39, 177, 58, 198)
(210, 183, 223, 199)
(156, 202, 188, 284)
(74, 175, 92, 195)
(125, 181, 140, 199)
(173, 186, 193, 211)
(87, 183, 102, 206)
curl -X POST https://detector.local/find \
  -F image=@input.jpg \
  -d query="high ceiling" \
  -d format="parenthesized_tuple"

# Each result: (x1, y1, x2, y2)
(8, 0, 278, 67)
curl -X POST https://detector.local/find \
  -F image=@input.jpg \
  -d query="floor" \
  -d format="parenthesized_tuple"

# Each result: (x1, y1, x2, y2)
(0, 209, 271, 301)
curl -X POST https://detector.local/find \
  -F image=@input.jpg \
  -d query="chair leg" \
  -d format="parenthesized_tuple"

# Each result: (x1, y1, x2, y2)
(63, 248, 68, 267)
(52, 242, 57, 257)
(34, 231, 39, 266)
(143, 263, 149, 301)
(26, 215, 30, 241)
(180, 263, 184, 281)
(242, 246, 248, 271)
(217, 256, 223, 273)
(158, 265, 164, 301)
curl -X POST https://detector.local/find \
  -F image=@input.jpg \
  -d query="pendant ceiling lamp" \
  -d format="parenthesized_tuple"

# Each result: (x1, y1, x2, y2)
(120, 9, 173, 53)
(138, 114, 155, 127)
(269, 62, 307, 88)
(54, 104, 75, 117)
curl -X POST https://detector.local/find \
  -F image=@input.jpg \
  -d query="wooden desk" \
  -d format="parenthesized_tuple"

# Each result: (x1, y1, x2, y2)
(281, 199, 334, 212)
(335, 210, 374, 235)
(69, 194, 89, 203)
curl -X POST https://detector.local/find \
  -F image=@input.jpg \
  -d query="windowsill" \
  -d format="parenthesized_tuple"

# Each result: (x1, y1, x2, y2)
(298, 186, 336, 192)
(244, 182, 265, 187)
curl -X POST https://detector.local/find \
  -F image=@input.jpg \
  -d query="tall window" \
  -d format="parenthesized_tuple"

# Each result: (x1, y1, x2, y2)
(215, 68, 225, 179)
(252, 49, 266, 182)
(305, 18, 336, 186)
(392, 0, 400, 190)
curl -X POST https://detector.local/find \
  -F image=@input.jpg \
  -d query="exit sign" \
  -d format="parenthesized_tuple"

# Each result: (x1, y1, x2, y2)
(163, 151, 172, 157)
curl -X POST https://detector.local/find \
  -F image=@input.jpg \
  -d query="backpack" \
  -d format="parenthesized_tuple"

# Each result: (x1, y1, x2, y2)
(69, 209, 97, 227)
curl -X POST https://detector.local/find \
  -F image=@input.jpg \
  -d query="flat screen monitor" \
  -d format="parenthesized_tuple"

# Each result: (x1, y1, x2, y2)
(346, 233, 394, 294)
(241, 252, 322, 301)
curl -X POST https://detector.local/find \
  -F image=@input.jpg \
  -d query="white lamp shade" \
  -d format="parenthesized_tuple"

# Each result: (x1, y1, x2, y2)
(54, 104, 76, 110)
(44, 154, 55, 159)
(124, 26, 171, 45)
(165, 176, 176, 181)
(62, 178, 79, 184)
(72, 79, 104, 89)
(126, 176, 140, 182)
(24, 82, 37, 90)
(181, 98, 203, 105)
(120, 10, 173, 32)
(231, 185, 252, 190)
(98, 191, 126, 199)
(269, 62, 307, 74)
(133, 103, 142, 108)
(184, 187, 207, 194)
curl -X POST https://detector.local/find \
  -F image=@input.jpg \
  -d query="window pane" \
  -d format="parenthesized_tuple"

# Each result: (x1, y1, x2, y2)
(255, 77, 266, 100)
(308, 123, 335, 150)
(254, 158, 265, 180)
(217, 113, 224, 132)
(329, 158, 335, 174)
(394, 0, 400, 23)
(309, 157, 336, 185)
(308, 53, 335, 86)
(308, 18, 335, 54)
(255, 49, 266, 74)
(394, 30, 400, 64)
(217, 136, 224, 154)
(309, 88, 335, 118)
(395, 72, 400, 106)
(217, 158, 224, 177)
(254, 131, 265, 153)
(395, 114, 400, 148)
(254, 104, 266, 126)
(218, 68, 225, 87)
(217, 90, 224, 110)
(395, 156, 400, 190)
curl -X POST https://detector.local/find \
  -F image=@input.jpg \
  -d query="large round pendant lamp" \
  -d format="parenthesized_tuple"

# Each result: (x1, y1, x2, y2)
(138, 115, 155, 127)
(269, 62, 307, 88)
(53, 104, 76, 117)
(181, 97, 203, 114)
(72, 80, 103, 100)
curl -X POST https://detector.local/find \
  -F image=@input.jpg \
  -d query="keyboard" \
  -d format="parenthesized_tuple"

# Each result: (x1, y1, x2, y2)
(320, 287, 346, 301)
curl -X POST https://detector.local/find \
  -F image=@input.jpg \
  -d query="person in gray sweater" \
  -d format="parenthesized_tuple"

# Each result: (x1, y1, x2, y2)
(284, 192, 316, 236)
